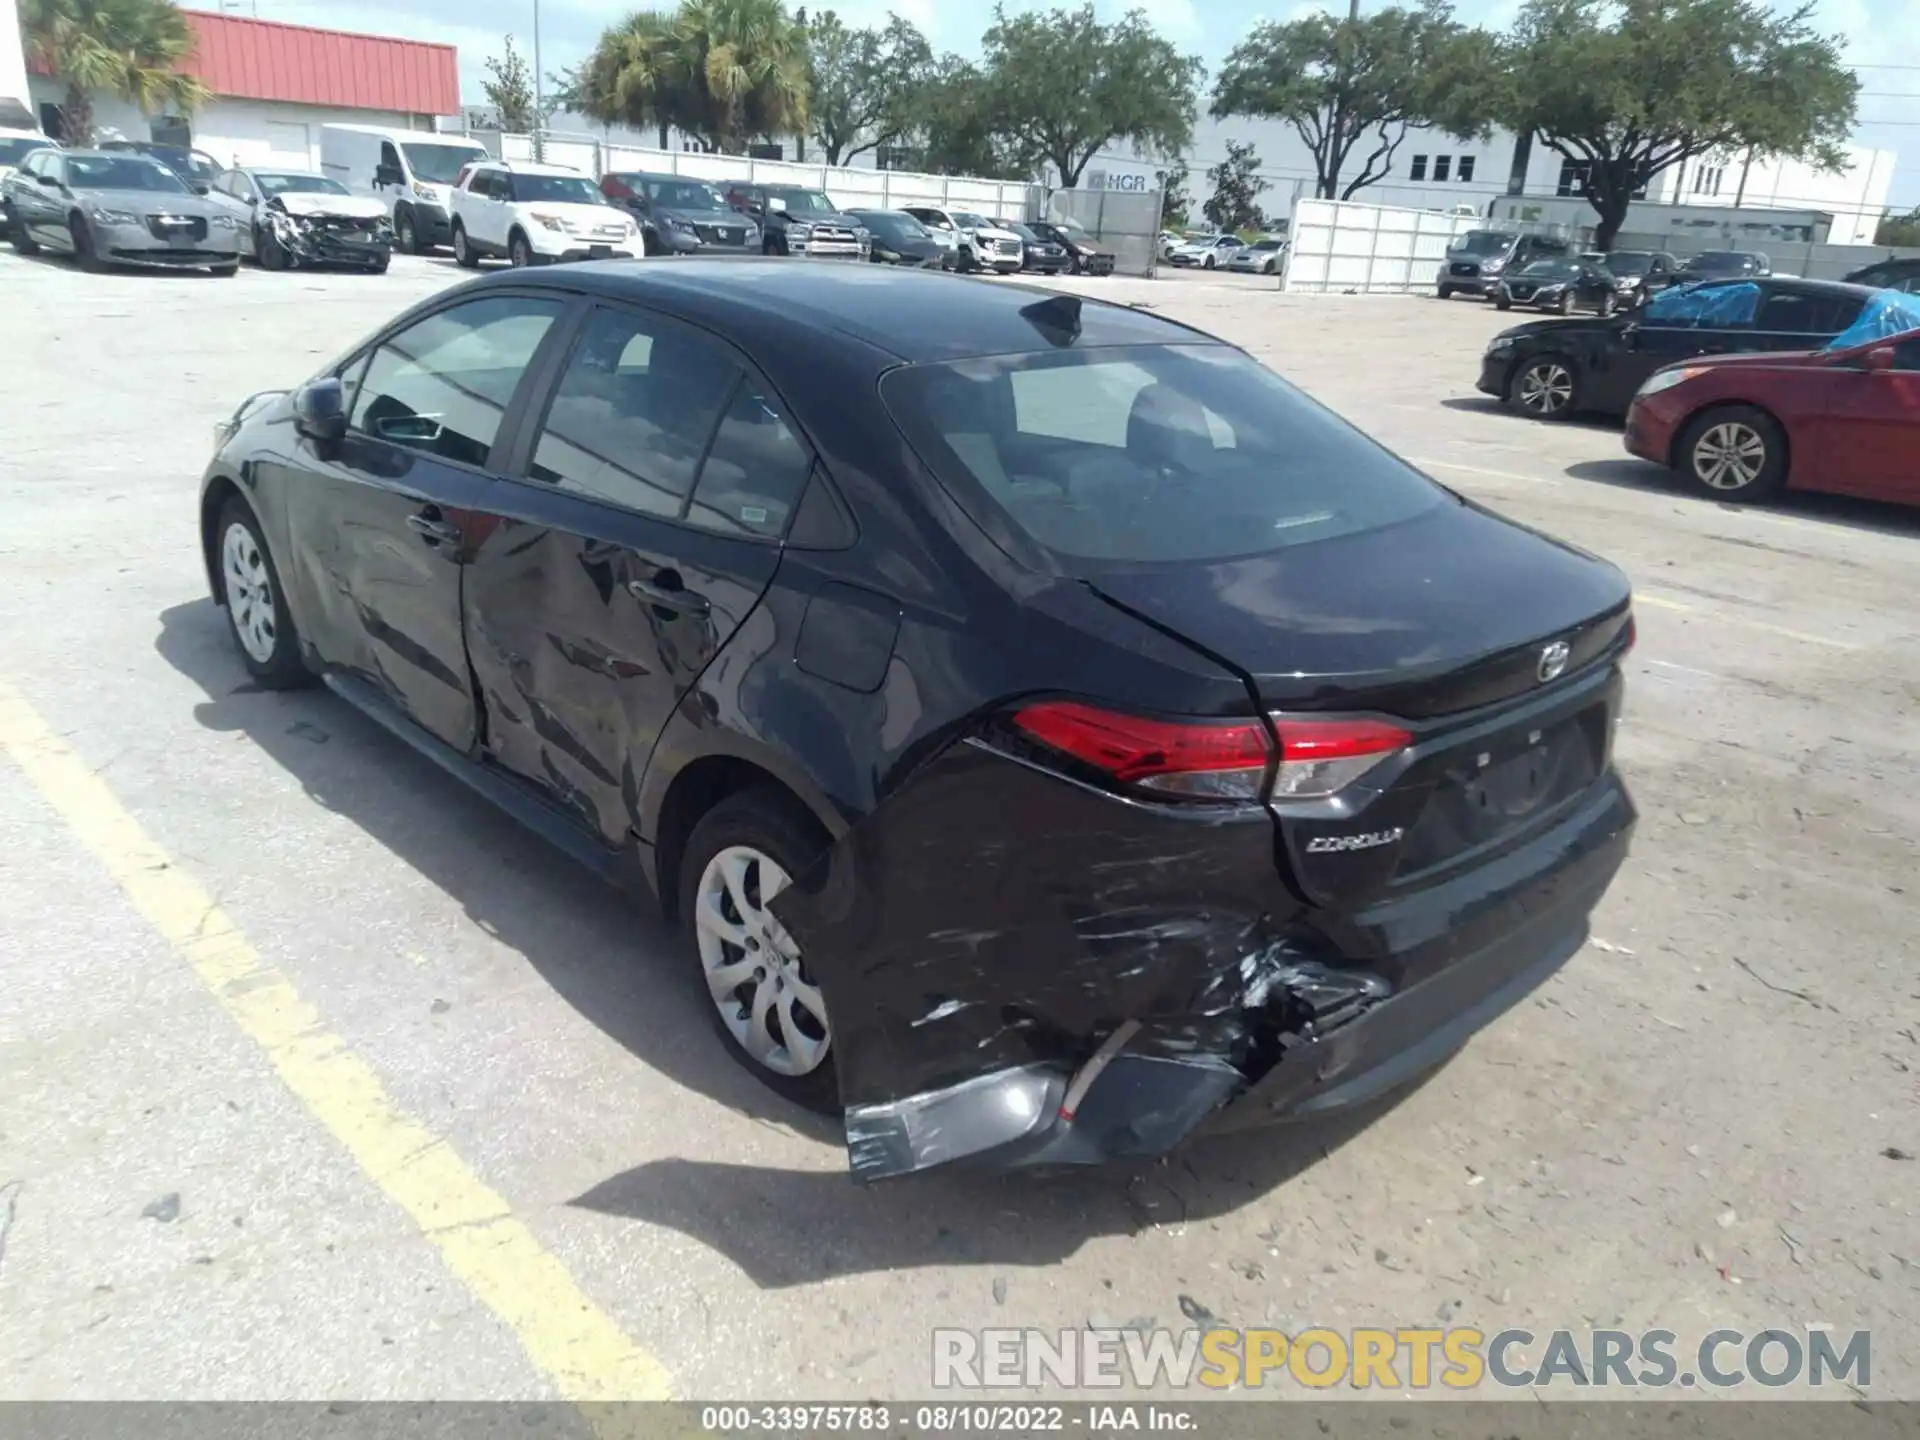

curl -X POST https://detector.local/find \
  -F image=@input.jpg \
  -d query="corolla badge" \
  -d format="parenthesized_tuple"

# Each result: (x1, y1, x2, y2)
(1305, 828, 1405, 854)
(1537, 640, 1571, 683)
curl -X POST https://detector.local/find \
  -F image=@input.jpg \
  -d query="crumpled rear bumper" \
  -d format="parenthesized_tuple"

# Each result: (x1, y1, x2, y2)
(771, 736, 1635, 1181)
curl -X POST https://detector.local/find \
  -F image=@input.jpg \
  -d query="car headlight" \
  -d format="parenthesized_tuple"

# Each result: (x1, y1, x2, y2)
(208, 213, 237, 230)
(1535, 284, 1564, 296)
(665, 216, 695, 234)
(787, 222, 812, 240)
(1615, 276, 1637, 289)
(90, 206, 140, 226)
(1637, 366, 1704, 398)
(853, 226, 870, 242)
(1486, 336, 1515, 354)
(531, 212, 574, 233)
(1482, 258, 1507, 273)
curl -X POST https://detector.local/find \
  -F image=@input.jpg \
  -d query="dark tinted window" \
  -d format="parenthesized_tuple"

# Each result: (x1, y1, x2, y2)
(686, 382, 813, 538)
(1890, 337, 1920, 369)
(510, 173, 602, 205)
(0, 137, 50, 165)
(349, 296, 562, 466)
(1756, 290, 1856, 334)
(529, 307, 738, 518)
(882, 345, 1444, 565)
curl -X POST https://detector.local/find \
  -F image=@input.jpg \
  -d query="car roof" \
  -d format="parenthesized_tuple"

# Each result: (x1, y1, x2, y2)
(483, 160, 584, 176)
(477, 259, 1224, 364)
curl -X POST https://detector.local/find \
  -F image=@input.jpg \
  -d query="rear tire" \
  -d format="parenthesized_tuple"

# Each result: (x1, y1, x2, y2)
(209, 260, 239, 277)
(11, 213, 38, 255)
(1508, 354, 1579, 420)
(678, 789, 838, 1115)
(452, 220, 479, 268)
(215, 499, 316, 689)
(1674, 405, 1788, 503)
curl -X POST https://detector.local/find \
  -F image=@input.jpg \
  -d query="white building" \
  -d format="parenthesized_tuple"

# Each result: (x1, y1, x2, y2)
(26, 10, 458, 170)
(3, 0, 33, 129)
(1084, 115, 1895, 246)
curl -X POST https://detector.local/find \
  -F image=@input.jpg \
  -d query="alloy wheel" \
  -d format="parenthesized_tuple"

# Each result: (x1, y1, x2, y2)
(221, 521, 278, 664)
(1691, 422, 1767, 490)
(1516, 361, 1574, 417)
(693, 845, 830, 1077)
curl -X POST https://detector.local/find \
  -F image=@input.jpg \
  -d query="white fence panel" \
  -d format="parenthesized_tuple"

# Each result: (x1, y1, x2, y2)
(500, 132, 1040, 219)
(1283, 197, 1479, 294)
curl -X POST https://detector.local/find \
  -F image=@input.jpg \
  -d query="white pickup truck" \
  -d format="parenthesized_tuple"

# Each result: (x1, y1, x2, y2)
(449, 159, 644, 268)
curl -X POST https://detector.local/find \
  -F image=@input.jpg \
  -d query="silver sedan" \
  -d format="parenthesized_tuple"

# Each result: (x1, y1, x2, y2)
(4, 149, 241, 273)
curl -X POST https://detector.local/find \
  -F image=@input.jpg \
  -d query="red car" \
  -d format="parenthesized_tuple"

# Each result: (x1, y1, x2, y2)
(1624, 327, 1920, 506)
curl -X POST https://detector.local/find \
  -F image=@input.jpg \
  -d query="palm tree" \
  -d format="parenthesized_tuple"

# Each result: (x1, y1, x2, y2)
(574, 9, 685, 150)
(22, 0, 209, 147)
(671, 0, 808, 154)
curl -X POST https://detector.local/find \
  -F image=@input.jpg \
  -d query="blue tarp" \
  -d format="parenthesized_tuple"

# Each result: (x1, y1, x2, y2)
(1643, 281, 1761, 327)
(1823, 288, 1920, 352)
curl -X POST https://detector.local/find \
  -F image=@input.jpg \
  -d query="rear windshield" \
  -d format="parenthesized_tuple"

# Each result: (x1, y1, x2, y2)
(880, 344, 1444, 566)
(1602, 251, 1653, 275)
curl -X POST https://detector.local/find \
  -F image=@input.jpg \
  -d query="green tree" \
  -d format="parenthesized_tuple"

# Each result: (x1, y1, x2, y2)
(1156, 156, 1191, 227)
(979, 3, 1202, 187)
(1203, 140, 1266, 232)
(1875, 208, 1920, 248)
(1213, 2, 1497, 202)
(482, 35, 544, 133)
(905, 56, 1021, 178)
(669, 0, 810, 154)
(22, 0, 208, 147)
(804, 11, 931, 165)
(567, 9, 685, 148)
(1494, 0, 1859, 249)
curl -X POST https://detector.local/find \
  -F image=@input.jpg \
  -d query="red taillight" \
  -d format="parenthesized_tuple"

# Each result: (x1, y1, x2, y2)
(1621, 613, 1636, 652)
(1270, 717, 1411, 799)
(1010, 701, 1272, 800)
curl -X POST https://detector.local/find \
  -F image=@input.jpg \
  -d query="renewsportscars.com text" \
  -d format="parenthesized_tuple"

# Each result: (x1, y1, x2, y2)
(932, 1326, 1871, 1391)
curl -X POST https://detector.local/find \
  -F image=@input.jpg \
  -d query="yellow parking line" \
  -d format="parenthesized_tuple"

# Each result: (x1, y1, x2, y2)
(0, 680, 675, 1408)
(1631, 592, 1861, 652)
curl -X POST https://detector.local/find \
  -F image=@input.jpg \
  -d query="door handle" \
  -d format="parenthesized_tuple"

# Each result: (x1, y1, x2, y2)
(627, 574, 709, 616)
(407, 510, 462, 545)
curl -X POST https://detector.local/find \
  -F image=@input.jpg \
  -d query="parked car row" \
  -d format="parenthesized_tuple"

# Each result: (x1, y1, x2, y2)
(1473, 269, 1920, 511)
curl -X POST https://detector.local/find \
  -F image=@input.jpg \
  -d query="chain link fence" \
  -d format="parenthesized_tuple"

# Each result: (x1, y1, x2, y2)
(1044, 187, 1162, 277)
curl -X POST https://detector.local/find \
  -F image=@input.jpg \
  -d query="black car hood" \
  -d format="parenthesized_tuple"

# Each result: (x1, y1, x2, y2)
(657, 205, 751, 227)
(1494, 315, 1625, 343)
(1081, 497, 1630, 716)
(875, 235, 940, 255)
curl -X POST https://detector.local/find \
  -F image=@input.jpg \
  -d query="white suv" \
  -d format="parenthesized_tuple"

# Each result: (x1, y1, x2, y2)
(450, 160, 644, 268)
(902, 206, 1024, 274)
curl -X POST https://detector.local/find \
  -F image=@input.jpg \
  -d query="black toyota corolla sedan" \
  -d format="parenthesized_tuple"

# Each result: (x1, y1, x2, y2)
(200, 261, 1636, 1180)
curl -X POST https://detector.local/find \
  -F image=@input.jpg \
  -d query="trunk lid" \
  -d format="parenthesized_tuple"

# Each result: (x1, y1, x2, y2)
(1085, 500, 1631, 906)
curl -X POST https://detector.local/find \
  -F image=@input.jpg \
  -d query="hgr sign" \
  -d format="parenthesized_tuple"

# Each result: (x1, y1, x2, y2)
(1085, 171, 1151, 193)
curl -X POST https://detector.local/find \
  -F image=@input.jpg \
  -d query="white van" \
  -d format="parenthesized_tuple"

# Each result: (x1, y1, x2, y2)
(319, 124, 489, 254)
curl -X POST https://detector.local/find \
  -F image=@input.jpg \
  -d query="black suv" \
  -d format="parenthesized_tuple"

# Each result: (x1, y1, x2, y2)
(600, 171, 760, 256)
(1843, 256, 1920, 293)
(1438, 230, 1569, 299)
(720, 183, 869, 259)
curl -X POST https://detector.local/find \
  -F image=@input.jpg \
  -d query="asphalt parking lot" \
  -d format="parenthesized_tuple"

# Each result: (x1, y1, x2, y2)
(3, 248, 1917, 1402)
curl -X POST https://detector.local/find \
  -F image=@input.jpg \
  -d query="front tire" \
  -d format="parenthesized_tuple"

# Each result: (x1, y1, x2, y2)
(258, 225, 291, 270)
(209, 260, 239, 277)
(508, 229, 532, 268)
(11, 213, 38, 255)
(1509, 354, 1578, 420)
(394, 206, 420, 255)
(1494, 296, 1512, 311)
(452, 220, 478, 268)
(1598, 292, 1616, 317)
(1556, 290, 1576, 315)
(216, 500, 315, 689)
(679, 790, 837, 1114)
(68, 214, 101, 272)
(1675, 405, 1787, 503)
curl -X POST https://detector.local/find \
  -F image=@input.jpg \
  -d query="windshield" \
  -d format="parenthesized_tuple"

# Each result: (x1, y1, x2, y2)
(512, 174, 603, 205)
(637, 177, 727, 210)
(856, 211, 929, 242)
(951, 210, 995, 229)
(1600, 251, 1652, 275)
(881, 344, 1443, 566)
(1687, 251, 1754, 271)
(1250, 239, 1283, 251)
(768, 187, 838, 216)
(0, 137, 51, 165)
(1004, 222, 1041, 242)
(257, 172, 350, 197)
(402, 142, 487, 185)
(66, 156, 190, 193)
(1453, 230, 1515, 256)
(126, 146, 219, 181)
(1519, 259, 1579, 279)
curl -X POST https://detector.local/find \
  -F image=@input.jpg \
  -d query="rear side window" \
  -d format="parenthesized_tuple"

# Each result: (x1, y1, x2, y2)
(881, 344, 1444, 565)
(348, 295, 563, 466)
(687, 383, 813, 538)
(1756, 291, 1852, 333)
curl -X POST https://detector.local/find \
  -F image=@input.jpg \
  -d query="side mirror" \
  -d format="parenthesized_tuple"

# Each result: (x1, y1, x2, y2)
(1863, 346, 1897, 373)
(293, 377, 348, 446)
(190, 181, 210, 195)
(374, 165, 401, 187)
(38, 173, 59, 187)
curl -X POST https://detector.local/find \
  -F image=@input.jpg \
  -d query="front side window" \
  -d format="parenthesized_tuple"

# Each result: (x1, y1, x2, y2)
(881, 344, 1444, 566)
(528, 308, 739, 519)
(349, 296, 563, 467)
(1755, 291, 1851, 334)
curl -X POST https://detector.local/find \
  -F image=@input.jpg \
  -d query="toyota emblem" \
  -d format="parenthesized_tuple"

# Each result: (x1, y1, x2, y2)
(1537, 640, 1571, 683)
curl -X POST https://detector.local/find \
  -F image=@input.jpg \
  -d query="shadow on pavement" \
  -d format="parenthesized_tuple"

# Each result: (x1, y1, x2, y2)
(1564, 460, 1920, 540)
(156, 596, 1424, 1273)
(153, 597, 840, 1146)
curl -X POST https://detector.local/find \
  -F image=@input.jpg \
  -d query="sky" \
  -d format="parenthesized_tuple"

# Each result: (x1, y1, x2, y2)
(242, 0, 1920, 209)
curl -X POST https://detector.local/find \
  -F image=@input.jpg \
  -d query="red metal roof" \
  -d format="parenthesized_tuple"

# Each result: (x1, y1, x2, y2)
(178, 11, 459, 116)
